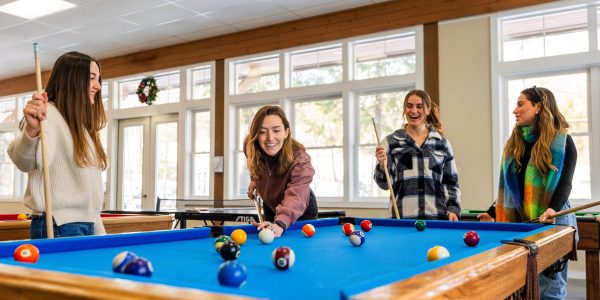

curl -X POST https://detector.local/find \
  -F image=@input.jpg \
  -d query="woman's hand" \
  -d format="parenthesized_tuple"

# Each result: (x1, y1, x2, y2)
(375, 146, 387, 169)
(251, 220, 284, 238)
(538, 208, 557, 224)
(477, 213, 495, 222)
(448, 212, 459, 221)
(247, 180, 256, 200)
(24, 91, 48, 138)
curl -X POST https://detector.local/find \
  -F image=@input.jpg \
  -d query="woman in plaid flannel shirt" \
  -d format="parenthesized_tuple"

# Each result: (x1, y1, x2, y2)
(374, 89, 461, 220)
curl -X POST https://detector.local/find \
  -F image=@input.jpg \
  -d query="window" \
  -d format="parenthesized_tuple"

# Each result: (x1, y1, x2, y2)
(353, 33, 416, 80)
(232, 56, 280, 95)
(117, 71, 180, 108)
(495, 1, 600, 207)
(290, 45, 342, 87)
(501, 7, 588, 61)
(101, 82, 109, 108)
(227, 28, 423, 204)
(0, 97, 17, 123)
(0, 131, 15, 197)
(294, 98, 344, 198)
(191, 66, 211, 100)
(357, 89, 410, 198)
(507, 73, 590, 200)
(192, 110, 211, 197)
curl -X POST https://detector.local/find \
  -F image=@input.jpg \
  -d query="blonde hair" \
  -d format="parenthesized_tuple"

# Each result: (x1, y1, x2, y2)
(245, 106, 304, 179)
(503, 86, 569, 175)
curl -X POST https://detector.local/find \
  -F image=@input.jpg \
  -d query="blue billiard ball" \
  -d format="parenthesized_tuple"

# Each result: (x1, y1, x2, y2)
(112, 251, 138, 273)
(123, 257, 154, 277)
(218, 260, 247, 287)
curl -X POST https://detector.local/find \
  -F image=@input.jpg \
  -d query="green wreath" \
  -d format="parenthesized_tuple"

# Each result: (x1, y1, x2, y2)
(137, 76, 158, 105)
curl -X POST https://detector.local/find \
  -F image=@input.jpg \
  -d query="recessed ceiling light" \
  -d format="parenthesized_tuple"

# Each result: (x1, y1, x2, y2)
(0, 0, 76, 19)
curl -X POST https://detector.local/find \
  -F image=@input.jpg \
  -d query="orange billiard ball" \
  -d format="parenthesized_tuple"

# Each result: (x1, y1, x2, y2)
(230, 229, 247, 246)
(302, 224, 315, 237)
(17, 213, 29, 220)
(14, 244, 40, 263)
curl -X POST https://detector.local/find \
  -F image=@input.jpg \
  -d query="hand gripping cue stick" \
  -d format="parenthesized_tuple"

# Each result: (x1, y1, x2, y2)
(34, 43, 54, 238)
(371, 118, 400, 219)
(530, 200, 600, 223)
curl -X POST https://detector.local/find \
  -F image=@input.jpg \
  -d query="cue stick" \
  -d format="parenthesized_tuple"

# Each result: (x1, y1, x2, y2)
(530, 200, 600, 223)
(371, 118, 400, 219)
(252, 189, 264, 223)
(33, 43, 54, 238)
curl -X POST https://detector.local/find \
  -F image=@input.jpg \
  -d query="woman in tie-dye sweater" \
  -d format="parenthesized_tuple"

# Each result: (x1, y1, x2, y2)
(478, 86, 577, 300)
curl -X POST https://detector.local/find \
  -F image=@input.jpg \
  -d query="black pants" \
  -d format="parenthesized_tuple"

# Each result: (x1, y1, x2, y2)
(263, 189, 318, 222)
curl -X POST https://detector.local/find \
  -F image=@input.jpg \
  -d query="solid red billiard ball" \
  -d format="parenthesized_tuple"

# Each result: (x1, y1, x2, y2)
(272, 246, 295, 270)
(302, 224, 315, 237)
(463, 231, 480, 247)
(342, 223, 354, 236)
(13, 244, 39, 263)
(360, 220, 372, 232)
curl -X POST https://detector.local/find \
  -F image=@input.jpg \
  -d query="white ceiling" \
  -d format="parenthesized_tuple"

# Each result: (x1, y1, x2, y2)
(0, 0, 389, 81)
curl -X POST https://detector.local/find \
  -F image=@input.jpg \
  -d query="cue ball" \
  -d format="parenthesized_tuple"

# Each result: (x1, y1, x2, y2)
(259, 228, 275, 244)
(220, 241, 241, 261)
(463, 231, 480, 247)
(415, 220, 426, 231)
(272, 246, 295, 270)
(302, 224, 315, 238)
(123, 257, 154, 277)
(360, 220, 372, 232)
(112, 251, 139, 272)
(218, 260, 247, 287)
(427, 246, 450, 262)
(349, 230, 366, 247)
(13, 244, 40, 263)
(231, 229, 247, 245)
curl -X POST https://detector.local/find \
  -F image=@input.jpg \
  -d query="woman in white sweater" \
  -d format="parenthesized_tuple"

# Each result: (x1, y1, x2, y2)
(8, 51, 108, 238)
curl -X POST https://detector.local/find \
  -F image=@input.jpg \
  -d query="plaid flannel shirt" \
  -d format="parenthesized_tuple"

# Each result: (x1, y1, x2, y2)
(374, 127, 461, 219)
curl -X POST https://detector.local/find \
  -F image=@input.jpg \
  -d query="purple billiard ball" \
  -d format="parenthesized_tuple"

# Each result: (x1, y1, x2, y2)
(123, 257, 154, 277)
(463, 231, 480, 247)
(112, 251, 138, 273)
(218, 260, 247, 287)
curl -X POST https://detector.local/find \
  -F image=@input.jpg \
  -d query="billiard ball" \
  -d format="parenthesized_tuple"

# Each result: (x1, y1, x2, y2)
(360, 220, 372, 232)
(214, 235, 231, 253)
(342, 223, 354, 236)
(231, 229, 247, 246)
(349, 230, 365, 247)
(258, 228, 275, 244)
(17, 213, 29, 220)
(218, 260, 247, 287)
(272, 246, 295, 270)
(415, 220, 426, 231)
(463, 231, 480, 247)
(112, 251, 139, 273)
(220, 241, 241, 261)
(302, 224, 315, 238)
(123, 257, 154, 277)
(427, 245, 450, 262)
(13, 244, 40, 263)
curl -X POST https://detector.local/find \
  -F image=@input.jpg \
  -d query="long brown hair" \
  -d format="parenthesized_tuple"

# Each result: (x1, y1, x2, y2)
(245, 105, 304, 179)
(404, 89, 443, 134)
(45, 51, 108, 170)
(503, 86, 569, 174)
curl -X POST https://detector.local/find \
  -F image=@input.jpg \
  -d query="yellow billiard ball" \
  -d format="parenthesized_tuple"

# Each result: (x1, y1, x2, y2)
(230, 229, 247, 246)
(427, 245, 450, 262)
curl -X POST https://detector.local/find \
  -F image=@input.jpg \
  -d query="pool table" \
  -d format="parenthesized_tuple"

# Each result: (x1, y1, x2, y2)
(0, 217, 574, 299)
(0, 213, 174, 241)
(462, 209, 600, 300)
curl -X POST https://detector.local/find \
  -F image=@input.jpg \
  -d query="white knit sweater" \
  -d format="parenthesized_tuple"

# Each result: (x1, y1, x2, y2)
(8, 103, 106, 234)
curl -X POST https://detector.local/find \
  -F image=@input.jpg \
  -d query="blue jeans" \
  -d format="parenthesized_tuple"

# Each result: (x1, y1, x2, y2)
(539, 202, 579, 300)
(30, 213, 95, 239)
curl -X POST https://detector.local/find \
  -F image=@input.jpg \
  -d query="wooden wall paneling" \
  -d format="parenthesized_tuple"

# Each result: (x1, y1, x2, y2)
(424, 22, 439, 105)
(213, 59, 225, 207)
